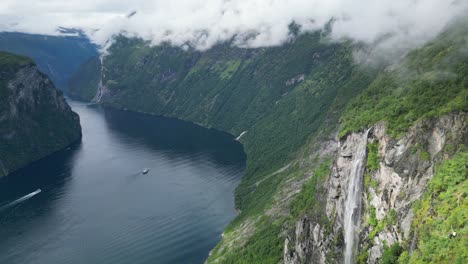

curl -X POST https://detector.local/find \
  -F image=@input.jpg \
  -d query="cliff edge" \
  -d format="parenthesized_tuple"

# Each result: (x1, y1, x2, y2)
(0, 51, 81, 177)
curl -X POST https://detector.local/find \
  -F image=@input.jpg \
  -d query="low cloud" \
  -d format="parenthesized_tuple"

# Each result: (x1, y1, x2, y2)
(1, 0, 467, 52)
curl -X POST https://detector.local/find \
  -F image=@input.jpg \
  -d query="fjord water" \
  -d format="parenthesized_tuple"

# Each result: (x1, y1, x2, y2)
(0, 101, 245, 264)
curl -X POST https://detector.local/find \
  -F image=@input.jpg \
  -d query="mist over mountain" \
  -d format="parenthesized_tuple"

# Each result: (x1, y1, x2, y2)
(1, 0, 467, 54)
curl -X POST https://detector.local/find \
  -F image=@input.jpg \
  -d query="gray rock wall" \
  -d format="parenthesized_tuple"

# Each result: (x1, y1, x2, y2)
(0, 63, 81, 177)
(283, 112, 467, 264)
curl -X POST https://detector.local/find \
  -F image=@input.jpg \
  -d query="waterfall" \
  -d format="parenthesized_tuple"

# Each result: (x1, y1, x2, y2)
(93, 55, 104, 103)
(343, 129, 370, 264)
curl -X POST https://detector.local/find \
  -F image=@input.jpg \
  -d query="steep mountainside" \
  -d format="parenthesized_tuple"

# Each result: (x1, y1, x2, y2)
(68, 55, 102, 101)
(70, 19, 467, 264)
(0, 32, 98, 90)
(0, 51, 81, 177)
(70, 32, 379, 179)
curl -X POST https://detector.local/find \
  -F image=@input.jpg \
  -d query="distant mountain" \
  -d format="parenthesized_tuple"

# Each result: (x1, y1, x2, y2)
(0, 51, 81, 177)
(68, 55, 102, 101)
(0, 32, 98, 90)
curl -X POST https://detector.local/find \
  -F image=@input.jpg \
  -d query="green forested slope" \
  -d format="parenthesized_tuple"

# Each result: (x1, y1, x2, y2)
(397, 151, 467, 264)
(101, 33, 354, 133)
(72, 32, 380, 213)
(340, 21, 468, 138)
(69, 20, 468, 263)
(68, 55, 101, 101)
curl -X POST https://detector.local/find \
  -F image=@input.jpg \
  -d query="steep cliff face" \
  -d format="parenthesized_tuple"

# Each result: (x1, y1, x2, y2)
(0, 51, 81, 177)
(284, 112, 467, 264)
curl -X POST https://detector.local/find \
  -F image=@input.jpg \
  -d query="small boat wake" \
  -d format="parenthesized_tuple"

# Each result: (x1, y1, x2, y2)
(0, 189, 41, 211)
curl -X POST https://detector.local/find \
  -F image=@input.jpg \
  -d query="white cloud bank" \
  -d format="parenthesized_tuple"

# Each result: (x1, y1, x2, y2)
(1, 0, 467, 51)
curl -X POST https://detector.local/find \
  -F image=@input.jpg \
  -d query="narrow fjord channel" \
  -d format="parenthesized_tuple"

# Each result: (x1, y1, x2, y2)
(0, 101, 246, 264)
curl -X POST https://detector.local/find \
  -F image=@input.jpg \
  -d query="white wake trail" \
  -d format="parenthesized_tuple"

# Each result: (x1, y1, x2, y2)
(0, 189, 41, 211)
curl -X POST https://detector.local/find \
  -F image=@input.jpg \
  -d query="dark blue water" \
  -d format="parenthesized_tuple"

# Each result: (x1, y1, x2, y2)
(0, 101, 245, 264)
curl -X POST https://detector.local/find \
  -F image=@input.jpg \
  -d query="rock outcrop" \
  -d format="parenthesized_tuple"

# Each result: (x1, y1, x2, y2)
(0, 51, 81, 177)
(283, 112, 467, 264)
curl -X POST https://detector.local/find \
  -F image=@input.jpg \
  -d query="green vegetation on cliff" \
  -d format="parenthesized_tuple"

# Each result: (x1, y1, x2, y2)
(339, 21, 468, 138)
(219, 219, 284, 264)
(0, 52, 33, 67)
(398, 151, 468, 264)
(0, 52, 33, 98)
(290, 159, 331, 217)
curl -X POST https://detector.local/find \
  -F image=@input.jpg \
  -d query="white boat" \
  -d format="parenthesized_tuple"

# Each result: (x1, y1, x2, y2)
(142, 168, 150, 174)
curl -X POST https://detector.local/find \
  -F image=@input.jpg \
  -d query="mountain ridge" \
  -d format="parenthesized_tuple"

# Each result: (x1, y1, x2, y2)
(0, 32, 98, 90)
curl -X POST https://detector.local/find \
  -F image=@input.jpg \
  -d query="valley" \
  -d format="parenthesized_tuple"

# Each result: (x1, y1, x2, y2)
(0, 7, 466, 264)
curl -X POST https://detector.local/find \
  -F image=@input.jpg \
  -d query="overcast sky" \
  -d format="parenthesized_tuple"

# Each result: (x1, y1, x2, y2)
(1, 0, 467, 50)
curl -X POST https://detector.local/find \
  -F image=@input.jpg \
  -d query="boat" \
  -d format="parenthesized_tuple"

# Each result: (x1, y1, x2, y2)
(142, 168, 150, 174)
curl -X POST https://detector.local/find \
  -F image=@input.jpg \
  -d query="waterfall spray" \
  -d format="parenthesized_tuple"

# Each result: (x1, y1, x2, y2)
(343, 129, 370, 264)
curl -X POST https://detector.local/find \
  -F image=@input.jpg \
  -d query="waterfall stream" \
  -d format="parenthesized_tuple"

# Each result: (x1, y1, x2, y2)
(343, 129, 370, 264)
(93, 55, 104, 103)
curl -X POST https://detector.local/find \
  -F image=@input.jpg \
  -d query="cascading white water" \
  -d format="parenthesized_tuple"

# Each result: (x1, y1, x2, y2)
(343, 129, 370, 264)
(94, 55, 104, 103)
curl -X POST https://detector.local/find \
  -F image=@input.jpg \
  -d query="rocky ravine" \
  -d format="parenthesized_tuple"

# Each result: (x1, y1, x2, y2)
(283, 112, 467, 264)
(0, 52, 81, 177)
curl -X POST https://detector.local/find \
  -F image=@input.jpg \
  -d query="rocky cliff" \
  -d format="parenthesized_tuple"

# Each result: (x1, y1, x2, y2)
(284, 113, 467, 263)
(0, 51, 82, 177)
